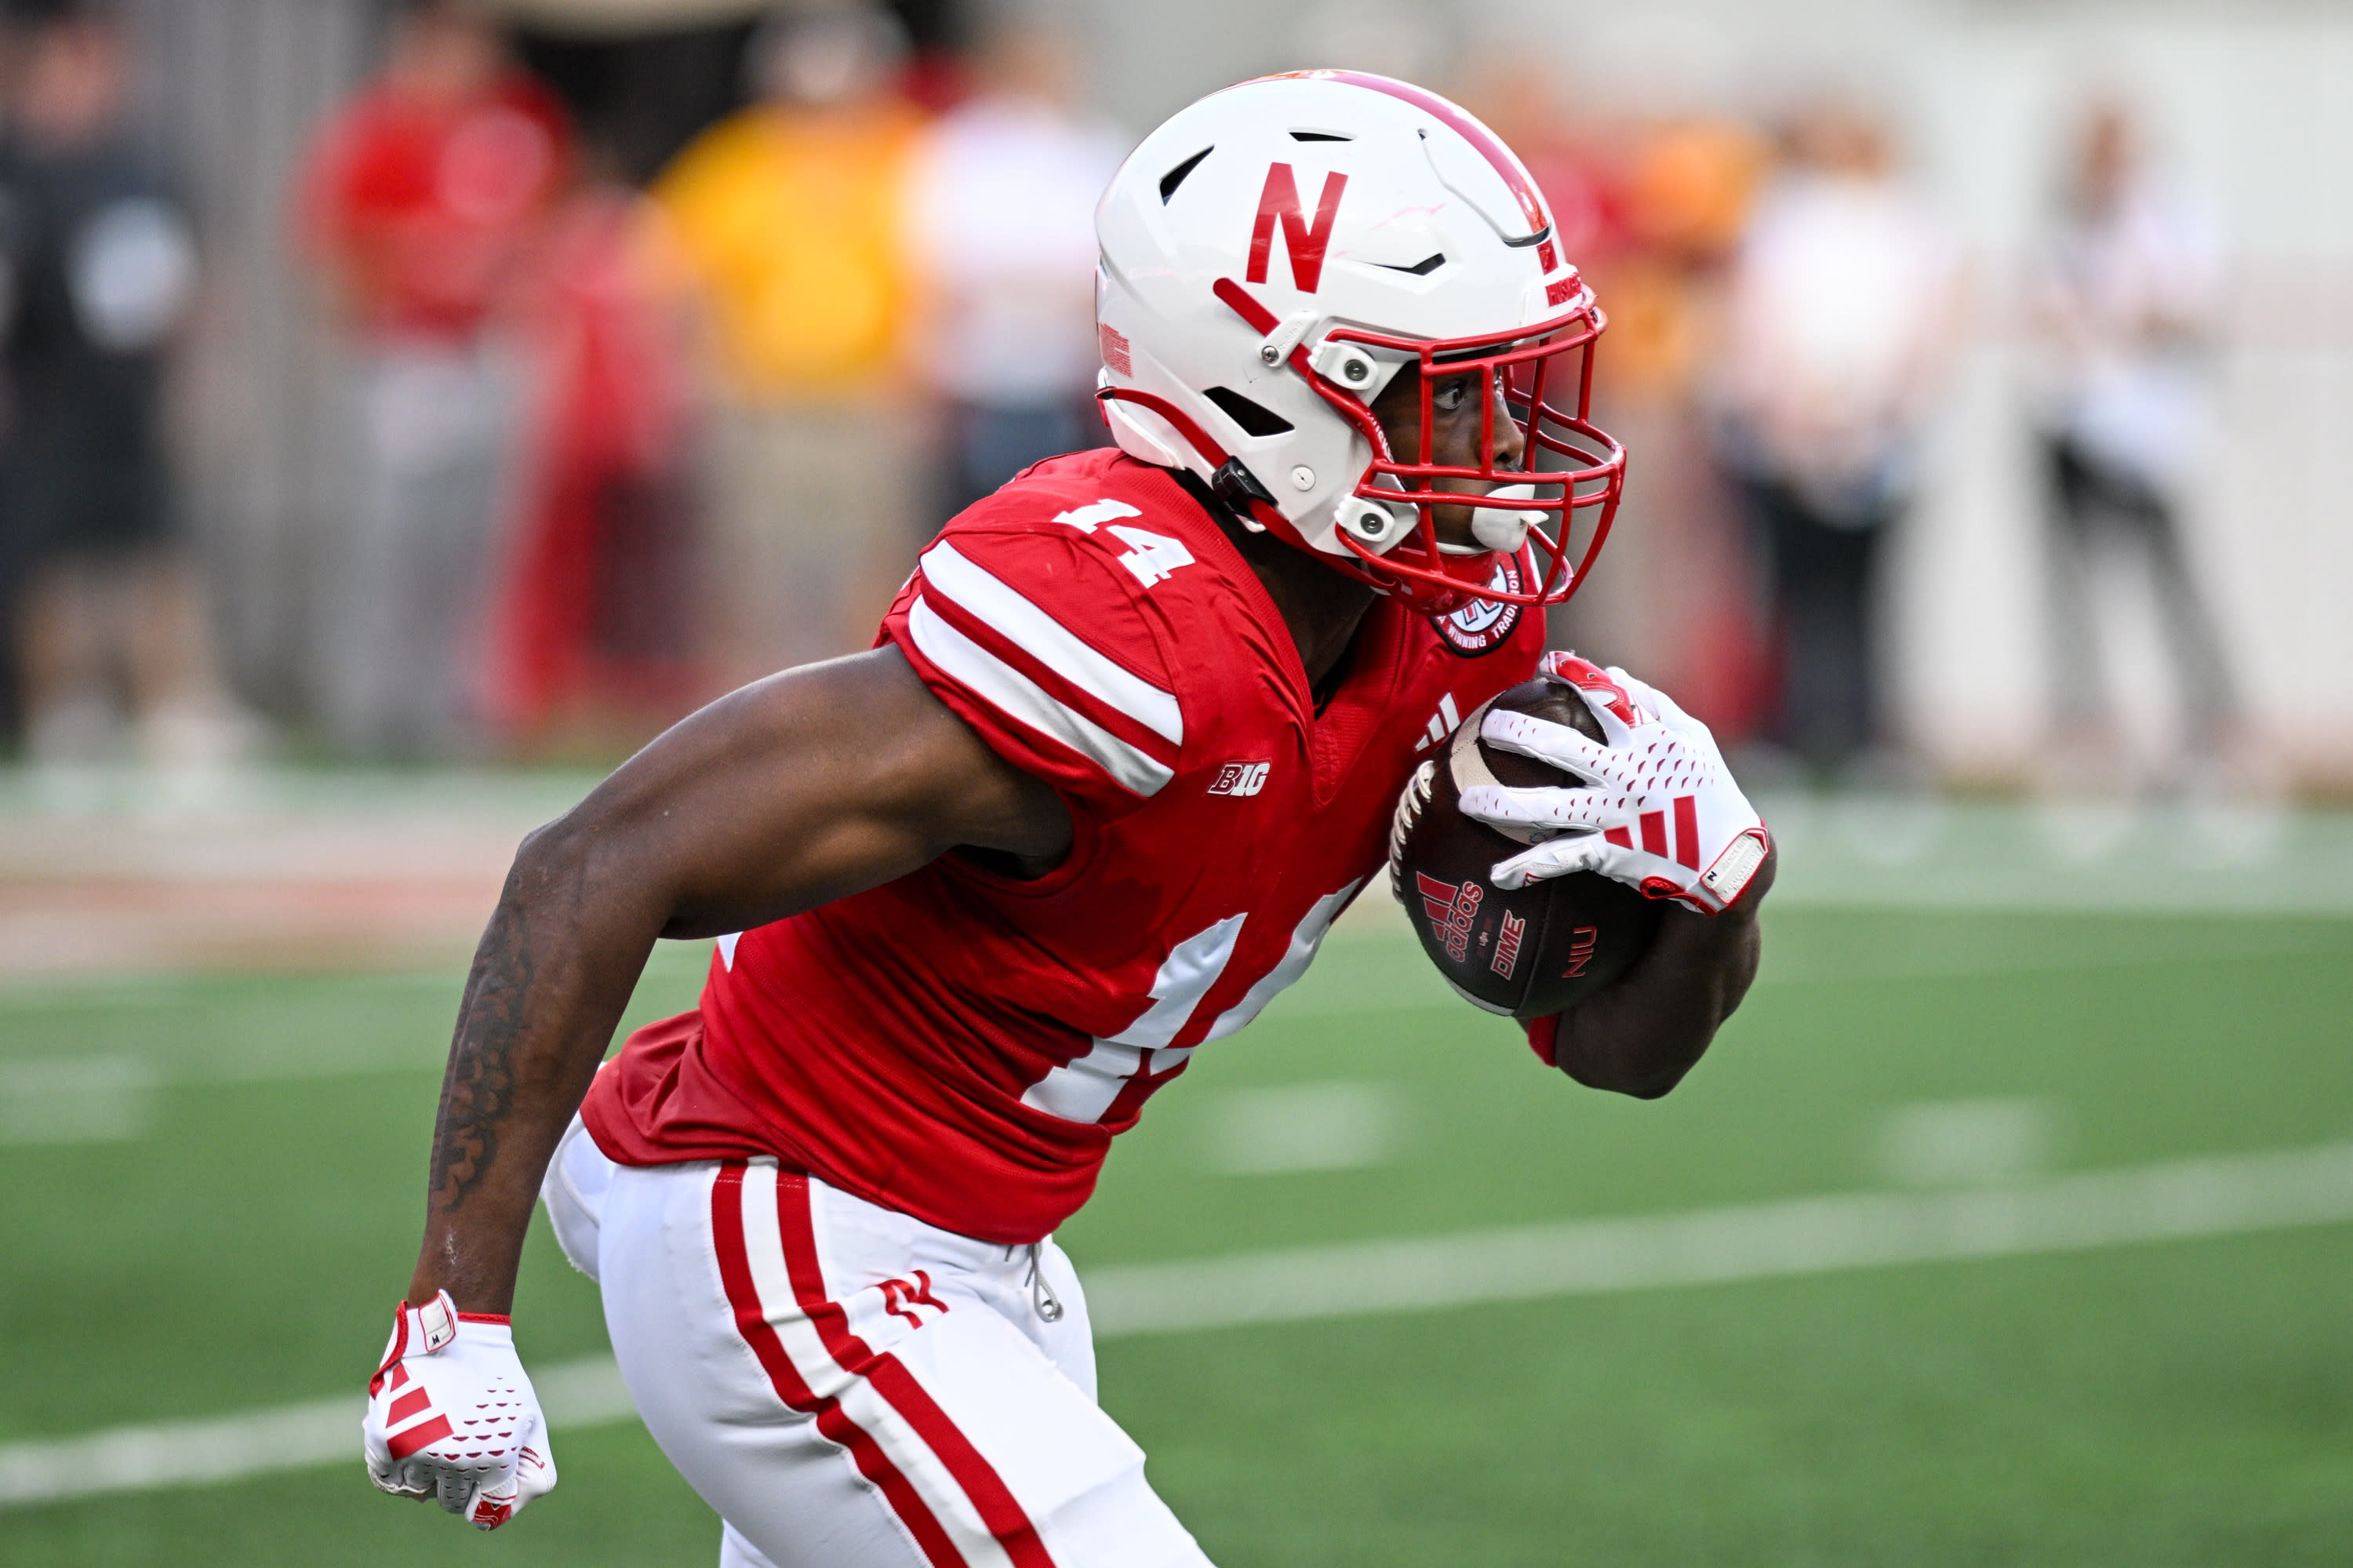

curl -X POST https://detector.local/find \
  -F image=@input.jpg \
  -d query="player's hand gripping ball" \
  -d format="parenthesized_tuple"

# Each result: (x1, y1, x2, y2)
(1464, 654, 1771, 915)
(362, 1290, 555, 1530)
(1389, 665, 1667, 1018)
(1390, 655, 1771, 1018)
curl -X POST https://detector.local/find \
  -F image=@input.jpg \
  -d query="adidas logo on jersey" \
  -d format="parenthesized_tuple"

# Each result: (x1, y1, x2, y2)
(1208, 761, 1271, 796)
(1411, 692, 1463, 752)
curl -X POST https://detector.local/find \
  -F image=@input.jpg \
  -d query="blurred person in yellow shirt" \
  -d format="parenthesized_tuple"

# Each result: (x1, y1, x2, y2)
(653, 2, 924, 686)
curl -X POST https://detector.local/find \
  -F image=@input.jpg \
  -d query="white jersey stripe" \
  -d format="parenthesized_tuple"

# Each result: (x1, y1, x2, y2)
(1021, 913, 1242, 1123)
(918, 543, 1182, 744)
(733, 1164, 1019, 1568)
(907, 595, 1173, 798)
(1205, 880, 1362, 1041)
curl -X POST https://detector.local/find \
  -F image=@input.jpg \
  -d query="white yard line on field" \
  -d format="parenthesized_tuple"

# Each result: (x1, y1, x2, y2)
(6, 1140, 2352, 1509)
(1081, 1140, 2353, 1335)
(0, 1356, 635, 1512)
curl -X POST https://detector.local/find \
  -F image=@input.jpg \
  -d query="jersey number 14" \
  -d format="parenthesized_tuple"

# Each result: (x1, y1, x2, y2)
(1107, 526, 1194, 590)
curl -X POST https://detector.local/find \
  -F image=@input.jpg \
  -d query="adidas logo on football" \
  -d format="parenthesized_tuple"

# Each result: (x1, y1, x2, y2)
(1415, 871, 1481, 963)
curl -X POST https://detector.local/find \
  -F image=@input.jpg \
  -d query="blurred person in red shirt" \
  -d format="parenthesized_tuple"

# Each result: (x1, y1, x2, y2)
(1590, 111, 1772, 742)
(652, 3, 925, 689)
(0, 0, 252, 771)
(1460, 60, 1625, 306)
(1468, 61, 1771, 748)
(482, 141, 701, 752)
(298, 0, 569, 759)
(1712, 99, 1957, 784)
(900, 20, 1123, 520)
(2031, 100, 2236, 793)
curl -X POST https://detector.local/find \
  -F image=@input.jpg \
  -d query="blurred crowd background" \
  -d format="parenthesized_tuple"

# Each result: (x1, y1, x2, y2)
(0, 0, 2347, 801)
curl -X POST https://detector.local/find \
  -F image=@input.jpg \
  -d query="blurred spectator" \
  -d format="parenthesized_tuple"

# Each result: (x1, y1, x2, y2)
(1612, 114, 1768, 398)
(901, 20, 1122, 519)
(1463, 60, 1622, 302)
(1590, 110, 1772, 737)
(482, 144, 701, 750)
(298, 0, 569, 759)
(653, 2, 923, 686)
(2031, 100, 2235, 787)
(0, 2, 249, 768)
(1714, 99, 1955, 782)
(1476, 60, 1769, 740)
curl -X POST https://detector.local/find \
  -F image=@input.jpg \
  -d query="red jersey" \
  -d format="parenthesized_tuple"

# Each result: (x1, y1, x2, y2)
(583, 449, 1543, 1242)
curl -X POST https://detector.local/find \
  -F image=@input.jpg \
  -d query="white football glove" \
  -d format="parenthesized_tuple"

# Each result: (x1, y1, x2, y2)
(363, 1290, 555, 1530)
(1457, 653, 1771, 915)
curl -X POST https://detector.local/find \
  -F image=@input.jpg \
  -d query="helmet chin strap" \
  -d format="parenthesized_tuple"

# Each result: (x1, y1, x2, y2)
(1209, 458, 1277, 530)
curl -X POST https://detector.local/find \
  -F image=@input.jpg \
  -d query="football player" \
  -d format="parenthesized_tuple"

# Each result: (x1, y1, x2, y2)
(363, 72, 1774, 1566)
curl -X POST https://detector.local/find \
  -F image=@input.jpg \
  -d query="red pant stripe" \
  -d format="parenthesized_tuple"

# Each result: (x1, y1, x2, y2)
(774, 1172, 1060, 1568)
(710, 1163, 967, 1568)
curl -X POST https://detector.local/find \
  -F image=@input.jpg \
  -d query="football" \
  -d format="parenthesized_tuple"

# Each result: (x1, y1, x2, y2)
(1388, 674, 1664, 1019)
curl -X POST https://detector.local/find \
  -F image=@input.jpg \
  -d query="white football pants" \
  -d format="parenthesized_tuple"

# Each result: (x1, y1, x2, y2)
(543, 1117, 1214, 1568)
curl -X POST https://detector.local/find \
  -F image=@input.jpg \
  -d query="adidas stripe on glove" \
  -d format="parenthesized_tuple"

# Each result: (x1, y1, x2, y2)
(363, 1290, 555, 1530)
(1457, 653, 1770, 915)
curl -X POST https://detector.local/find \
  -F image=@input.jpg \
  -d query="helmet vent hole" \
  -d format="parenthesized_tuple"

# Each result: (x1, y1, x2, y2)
(1289, 130, 1352, 141)
(1203, 386, 1295, 438)
(1158, 147, 1213, 203)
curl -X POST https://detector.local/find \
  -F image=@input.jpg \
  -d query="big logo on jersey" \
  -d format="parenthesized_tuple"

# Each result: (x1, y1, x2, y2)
(1207, 761, 1271, 796)
(1431, 553, 1526, 657)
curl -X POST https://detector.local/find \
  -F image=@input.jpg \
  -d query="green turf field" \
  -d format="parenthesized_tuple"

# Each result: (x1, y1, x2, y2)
(4, 896, 2351, 1565)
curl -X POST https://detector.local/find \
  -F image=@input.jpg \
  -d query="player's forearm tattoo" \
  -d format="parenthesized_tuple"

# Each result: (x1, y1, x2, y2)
(427, 887, 536, 1211)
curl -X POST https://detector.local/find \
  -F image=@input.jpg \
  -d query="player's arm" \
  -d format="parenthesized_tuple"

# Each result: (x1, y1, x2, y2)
(1536, 842, 1774, 1097)
(406, 645, 1070, 1316)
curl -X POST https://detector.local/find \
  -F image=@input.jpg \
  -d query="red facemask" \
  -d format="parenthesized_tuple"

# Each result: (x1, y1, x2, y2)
(1098, 282, 1625, 619)
(1312, 299, 1626, 617)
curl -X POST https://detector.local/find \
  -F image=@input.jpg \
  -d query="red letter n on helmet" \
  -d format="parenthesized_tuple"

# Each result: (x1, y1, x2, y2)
(1246, 163, 1348, 293)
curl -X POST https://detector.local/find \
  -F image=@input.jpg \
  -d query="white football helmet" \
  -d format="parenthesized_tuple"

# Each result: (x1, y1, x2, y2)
(1095, 71, 1625, 616)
